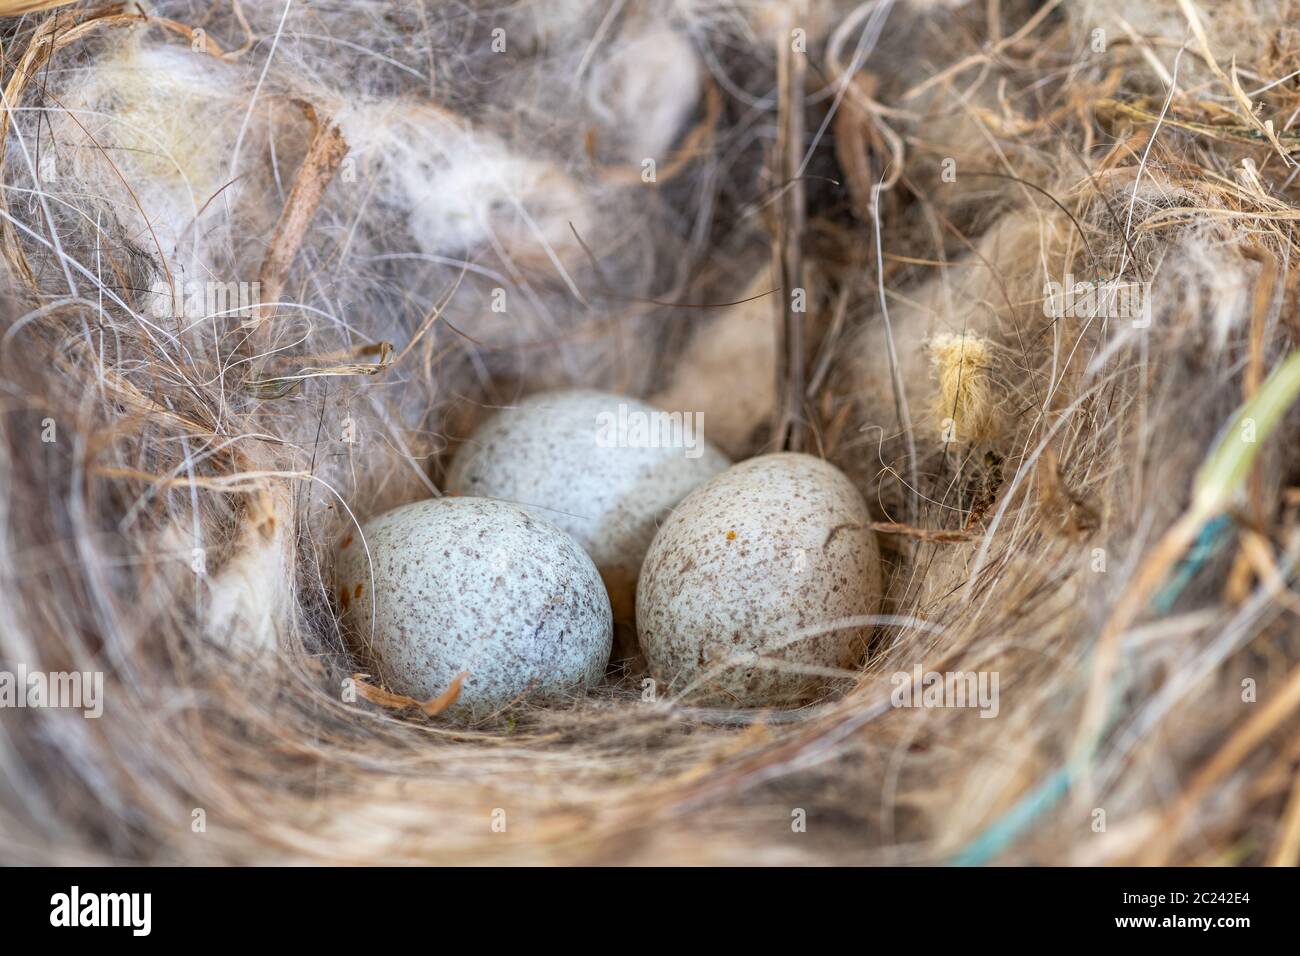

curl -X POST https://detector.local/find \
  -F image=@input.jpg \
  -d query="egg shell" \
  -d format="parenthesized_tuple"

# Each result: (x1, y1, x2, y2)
(335, 497, 612, 718)
(446, 390, 730, 623)
(636, 453, 882, 707)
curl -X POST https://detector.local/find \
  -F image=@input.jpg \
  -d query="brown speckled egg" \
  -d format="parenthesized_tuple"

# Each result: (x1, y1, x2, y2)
(636, 453, 882, 707)
(336, 497, 612, 718)
(446, 390, 729, 622)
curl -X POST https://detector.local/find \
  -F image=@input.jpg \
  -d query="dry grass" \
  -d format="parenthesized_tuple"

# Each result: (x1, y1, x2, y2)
(1, 0, 1299, 866)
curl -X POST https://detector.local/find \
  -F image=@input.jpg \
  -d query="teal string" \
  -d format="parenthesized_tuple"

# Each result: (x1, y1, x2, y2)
(950, 767, 1073, 866)
(1152, 514, 1231, 613)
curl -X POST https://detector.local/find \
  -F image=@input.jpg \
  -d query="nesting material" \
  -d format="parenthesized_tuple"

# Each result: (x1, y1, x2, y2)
(650, 270, 780, 459)
(637, 453, 883, 706)
(926, 331, 998, 445)
(335, 498, 612, 718)
(203, 489, 295, 657)
(586, 22, 701, 166)
(333, 101, 596, 267)
(447, 390, 729, 623)
(45, 34, 266, 273)
(3, 0, 1300, 870)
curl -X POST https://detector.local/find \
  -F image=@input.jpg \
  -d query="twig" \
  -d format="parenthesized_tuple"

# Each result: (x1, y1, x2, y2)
(352, 673, 468, 718)
(239, 103, 349, 370)
(827, 520, 976, 545)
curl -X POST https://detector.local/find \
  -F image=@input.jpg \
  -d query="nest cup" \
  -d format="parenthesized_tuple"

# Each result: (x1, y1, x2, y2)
(0, 0, 1298, 867)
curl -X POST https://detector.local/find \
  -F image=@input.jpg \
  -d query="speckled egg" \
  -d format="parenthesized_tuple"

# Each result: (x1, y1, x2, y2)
(636, 453, 882, 707)
(446, 390, 730, 622)
(335, 497, 612, 718)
